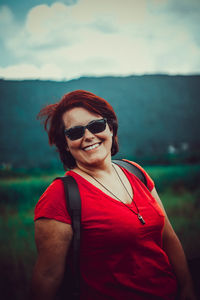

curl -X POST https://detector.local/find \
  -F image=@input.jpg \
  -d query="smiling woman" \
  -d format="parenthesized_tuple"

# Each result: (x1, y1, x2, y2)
(31, 90, 196, 300)
(37, 90, 118, 169)
(63, 108, 113, 169)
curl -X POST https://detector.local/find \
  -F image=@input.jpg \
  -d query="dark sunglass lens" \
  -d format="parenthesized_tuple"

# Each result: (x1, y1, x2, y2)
(66, 126, 85, 140)
(65, 119, 106, 140)
(88, 119, 106, 134)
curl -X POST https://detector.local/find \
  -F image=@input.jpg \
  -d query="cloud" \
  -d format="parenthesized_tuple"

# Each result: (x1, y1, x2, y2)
(166, 0, 200, 14)
(0, 5, 13, 24)
(0, 63, 64, 80)
(0, 6, 16, 38)
(0, 0, 200, 80)
(69, 0, 148, 24)
(25, 3, 77, 47)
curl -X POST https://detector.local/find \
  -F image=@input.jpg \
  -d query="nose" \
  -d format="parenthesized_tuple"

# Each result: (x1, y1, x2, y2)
(83, 128, 95, 140)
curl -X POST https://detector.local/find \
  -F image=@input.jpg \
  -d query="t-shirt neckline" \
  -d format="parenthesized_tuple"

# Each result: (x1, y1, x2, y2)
(67, 166, 135, 206)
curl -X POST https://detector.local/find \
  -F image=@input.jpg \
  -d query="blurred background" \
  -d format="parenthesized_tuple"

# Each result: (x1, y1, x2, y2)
(0, 0, 200, 299)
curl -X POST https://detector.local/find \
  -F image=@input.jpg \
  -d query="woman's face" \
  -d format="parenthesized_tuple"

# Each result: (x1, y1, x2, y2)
(62, 107, 113, 169)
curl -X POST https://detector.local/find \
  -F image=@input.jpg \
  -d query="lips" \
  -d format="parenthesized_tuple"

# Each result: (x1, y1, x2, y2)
(83, 142, 101, 151)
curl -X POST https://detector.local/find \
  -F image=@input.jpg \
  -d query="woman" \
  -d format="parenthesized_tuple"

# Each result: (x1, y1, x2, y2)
(31, 90, 196, 300)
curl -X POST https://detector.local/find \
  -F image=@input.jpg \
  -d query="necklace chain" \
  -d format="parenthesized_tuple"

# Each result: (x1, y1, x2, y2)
(112, 164, 136, 208)
(112, 164, 145, 224)
(80, 163, 145, 225)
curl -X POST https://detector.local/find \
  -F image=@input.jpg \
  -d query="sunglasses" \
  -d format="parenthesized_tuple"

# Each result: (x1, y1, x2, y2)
(64, 118, 107, 140)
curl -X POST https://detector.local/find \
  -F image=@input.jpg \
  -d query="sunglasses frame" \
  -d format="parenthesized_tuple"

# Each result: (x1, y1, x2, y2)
(64, 118, 107, 140)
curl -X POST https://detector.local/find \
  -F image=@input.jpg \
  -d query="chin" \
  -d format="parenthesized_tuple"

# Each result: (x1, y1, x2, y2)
(83, 153, 110, 167)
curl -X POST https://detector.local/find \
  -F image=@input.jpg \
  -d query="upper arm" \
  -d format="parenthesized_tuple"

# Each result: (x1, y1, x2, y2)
(151, 187, 167, 215)
(151, 187, 176, 240)
(34, 218, 73, 278)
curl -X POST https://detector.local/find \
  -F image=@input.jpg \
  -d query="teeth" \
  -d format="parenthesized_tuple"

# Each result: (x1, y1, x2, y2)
(84, 143, 100, 151)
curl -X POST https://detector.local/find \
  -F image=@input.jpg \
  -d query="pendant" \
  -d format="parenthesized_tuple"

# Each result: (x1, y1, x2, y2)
(138, 214, 145, 225)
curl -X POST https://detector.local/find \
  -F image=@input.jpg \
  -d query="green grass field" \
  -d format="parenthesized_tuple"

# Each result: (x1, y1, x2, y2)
(0, 164, 200, 299)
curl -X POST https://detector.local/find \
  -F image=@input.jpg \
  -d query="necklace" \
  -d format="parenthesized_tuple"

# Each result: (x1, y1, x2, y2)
(80, 164, 145, 225)
(112, 164, 145, 225)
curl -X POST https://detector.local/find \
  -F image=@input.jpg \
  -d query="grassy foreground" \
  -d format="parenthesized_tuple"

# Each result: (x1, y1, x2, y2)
(0, 164, 200, 299)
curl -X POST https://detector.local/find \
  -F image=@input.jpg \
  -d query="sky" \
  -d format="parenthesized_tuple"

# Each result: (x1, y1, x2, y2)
(0, 0, 199, 80)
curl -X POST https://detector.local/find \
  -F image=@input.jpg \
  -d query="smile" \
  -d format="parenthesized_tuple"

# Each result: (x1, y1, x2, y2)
(83, 143, 101, 151)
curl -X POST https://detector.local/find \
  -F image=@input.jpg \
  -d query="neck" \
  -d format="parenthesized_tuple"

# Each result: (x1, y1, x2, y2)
(75, 155, 113, 178)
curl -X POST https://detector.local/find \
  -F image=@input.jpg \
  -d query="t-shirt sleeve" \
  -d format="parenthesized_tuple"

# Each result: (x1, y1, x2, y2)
(123, 159, 155, 192)
(34, 179, 72, 224)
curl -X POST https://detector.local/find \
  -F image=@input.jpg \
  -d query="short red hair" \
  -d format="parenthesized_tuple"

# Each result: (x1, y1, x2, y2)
(37, 90, 119, 169)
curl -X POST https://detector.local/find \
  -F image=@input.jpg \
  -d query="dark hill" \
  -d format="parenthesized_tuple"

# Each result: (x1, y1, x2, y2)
(0, 75, 200, 169)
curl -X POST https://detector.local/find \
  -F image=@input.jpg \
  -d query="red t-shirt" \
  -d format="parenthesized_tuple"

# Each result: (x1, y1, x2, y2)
(34, 162, 178, 300)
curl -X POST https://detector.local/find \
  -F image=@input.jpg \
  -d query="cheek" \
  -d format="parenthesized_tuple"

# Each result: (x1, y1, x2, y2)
(66, 139, 81, 151)
(99, 125, 112, 138)
(105, 127, 113, 139)
(97, 130, 113, 144)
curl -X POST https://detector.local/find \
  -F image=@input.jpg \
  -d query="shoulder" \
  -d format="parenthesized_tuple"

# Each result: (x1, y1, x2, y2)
(43, 178, 65, 195)
(121, 159, 155, 192)
(34, 178, 72, 224)
(37, 178, 66, 206)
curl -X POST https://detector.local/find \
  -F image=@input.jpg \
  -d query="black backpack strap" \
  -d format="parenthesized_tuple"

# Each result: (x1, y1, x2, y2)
(112, 159, 148, 190)
(57, 175, 81, 300)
